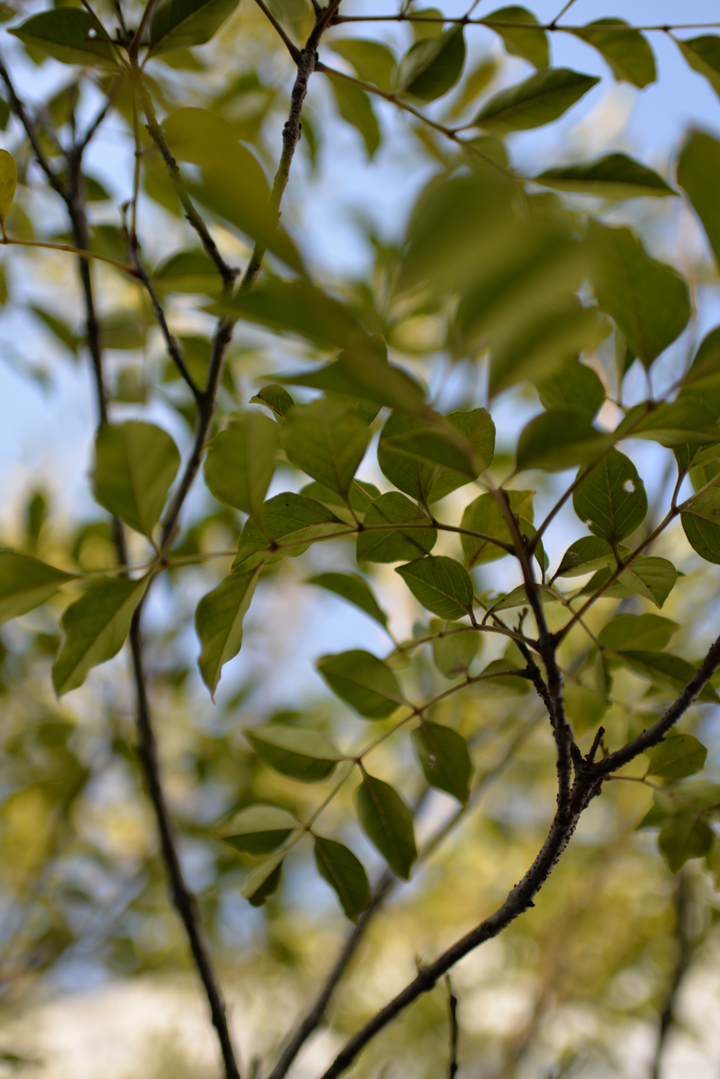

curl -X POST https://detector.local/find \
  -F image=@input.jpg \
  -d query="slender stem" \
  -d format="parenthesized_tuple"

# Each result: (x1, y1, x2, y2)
(251, 0, 301, 61)
(329, 15, 720, 30)
(446, 976, 459, 1079)
(1, 236, 137, 275)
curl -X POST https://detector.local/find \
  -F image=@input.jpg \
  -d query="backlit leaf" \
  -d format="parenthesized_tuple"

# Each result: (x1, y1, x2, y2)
(412, 721, 473, 802)
(282, 399, 370, 498)
(460, 489, 534, 567)
(396, 556, 474, 619)
(659, 814, 713, 873)
(535, 153, 674, 199)
(307, 572, 388, 628)
(328, 74, 380, 159)
(473, 67, 599, 134)
(571, 19, 656, 88)
(250, 384, 295, 418)
(431, 621, 480, 679)
(10, 9, 118, 68)
(313, 836, 371, 921)
(317, 649, 404, 718)
(677, 130, 720, 271)
(149, 0, 239, 54)
(241, 852, 285, 905)
(0, 551, 76, 624)
(53, 577, 147, 696)
(204, 412, 279, 518)
(244, 726, 343, 782)
(356, 773, 417, 878)
(195, 570, 259, 695)
(329, 38, 396, 91)
(676, 36, 720, 99)
(648, 733, 707, 781)
(583, 556, 677, 608)
(681, 488, 720, 563)
(534, 359, 605, 418)
(357, 492, 437, 565)
(555, 536, 619, 578)
(572, 449, 647, 542)
(398, 26, 465, 102)
(598, 613, 678, 652)
(481, 6, 548, 69)
(618, 651, 719, 704)
(221, 805, 300, 854)
(234, 493, 344, 570)
(516, 409, 609, 472)
(0, 150, 15, 234)
(92, 421, 180, 538)
(589, 220, 691, 368)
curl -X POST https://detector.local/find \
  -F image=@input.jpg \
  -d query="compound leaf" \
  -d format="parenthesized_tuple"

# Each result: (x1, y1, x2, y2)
(221, 805, 300, 854)
(244, 726, 343, 783)
(356, 773, 417, 878)
(317, 649, 404, 718)
(313, 836, 371, 921)
(473, 67, 599, 134)
(412, 721, 473, 803)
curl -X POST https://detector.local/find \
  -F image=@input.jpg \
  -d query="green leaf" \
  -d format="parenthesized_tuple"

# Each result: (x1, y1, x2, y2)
(589, 220, 691, 368)
(534, 153, 674, 199)
(564, 681, 607, 735)
(149, 0, 239, 54)
(473, 68, 599, 134)
(152, 248, 220, 294)
(250, 384, 295, 418)
(481, 6, 548, 69)
(677, 130, 720, 272)
(0, 150, 15, 234)
(244, 726, 343, 782)
(0, 551, 76, 624)
(221, 805, 300, 854)
(195, 570, 259, 695)
(555, 536, 619, 578)
(281, 399, 370, 498)
(209, 279, 365, 351)
(570, 19, 656, 88)
(460, 489, 534, 567)
(470, 655, 530, 697)
(204, 412, 279, 518)
(488, 583, 559, 611)
(356, 773, 417, 878)
(680, 326, 720, 391)
(398, 26, 465, 102)
(618, 651, 719, 704)
(648, 733, 708, 781)
(275, 342, 426, 412)
(317, 649, 404, 718)
(329, 38, 396, 91)
(53, 577, 146, 697)
(9, 10, 118, 68)
(598, 614, 678, 652)
(307, 572, 388, 628)
(431, 621, 480, 679)
(328, 74, 380, 159)
(583, 557, 678, 608)
(681, 489, 720, 564)
(92, 421, 180, 539)
(357, 492, 437, 565)
(516, 409, 609, 472)
(241, 852, 285, 905)
(234, 493, 343, 570)
(302, 480, 380, 524)
(619, 399, 720, 449)
(396, 556, 474, 620)
(411, 721, 473, 803)
(676, 36, 720, 99)
(659, 814, 714, 874)
(572, 449, 647, 543)
(313, 836, 371, 921)
(534, 359, 605, 418)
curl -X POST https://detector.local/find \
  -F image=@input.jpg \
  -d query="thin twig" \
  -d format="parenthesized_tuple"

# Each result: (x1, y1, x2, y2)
(251, 0, 301, 61)
(446, 975, 459, 1079)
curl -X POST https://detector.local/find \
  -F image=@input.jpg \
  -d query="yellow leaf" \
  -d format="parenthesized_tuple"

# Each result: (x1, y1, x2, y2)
(0, 149, 16, 237)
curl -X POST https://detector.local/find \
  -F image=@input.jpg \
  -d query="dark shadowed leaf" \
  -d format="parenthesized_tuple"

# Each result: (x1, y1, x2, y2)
(356, 773, 417, 878)
(396, 556, 474, 619)
(250, 384, 295, 418)
(473, 68, 599, 134)
(0, 552, 76, 624)
(398, 26, 465, 102)
(317, 649, 404, 718)
(555, 536, 619, 577)
(648, 733, 707, 781)
(244, 726, 343, 782)
(681, 489, 720, 563)
(535, 153, 674, 199)
(92, 422, 180, 538)
(431, 621, 480, 679)
(53, 577, 147, 696)
(221, 805, 300, 854)
(10, 9, 118, 68)
(677, 130, 720, 271)
(357, 492, 437, 565)
(275, 341, 425, 411)
(516, 409, 609, 472)
(570, 19, 656, 87)
(307, 572, 388, 627)
(461, 489, 534, 567)
(572, 449, 647, 542)
(676, 36, 720, 99)
(149, 0, 239, 54)
(412, 721, 473, 802)
(659, 814, 713, 873)
(195, 570, 259, 695)
(534, 359, 606, 418)
(313, 836, 371, 921)
(618, 651, 718, 703)
(204, 412, 279, 518)
(241, 852, 285, 905)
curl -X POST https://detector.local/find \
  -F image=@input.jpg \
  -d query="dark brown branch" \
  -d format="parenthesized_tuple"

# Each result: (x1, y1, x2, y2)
(129, 614, 241, 1079)
(446, 976, 459, 1079)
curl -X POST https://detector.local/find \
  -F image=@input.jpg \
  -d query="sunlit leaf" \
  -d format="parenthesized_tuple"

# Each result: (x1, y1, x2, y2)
(204, 412, 279, 518)
(0, 150, 16, 235)
(282, 398, 370, 498)
(396, 556, 474, 619)
(598, 613, 678, 652)
(307, 572, 389, 627)
(53, 577, 147, 696)
(149, 0, 239, 54)
(221, 805, 300, 854)
(412, 721, 473, 803)
(195, 570, 259, 695)
(317, 649, 404, 718)
(356, 492, 437, 564)
(313, 836, 371, 921)
(648, 732, 707, 781)
(473, 67, 599, 134)
(241, 852, 285, 905)
(461, 489, 534, 567)
(535, 153, 674, 199)
(481, 6, 548, 69)
(92, 421, 180, 538)
(571, 19, 656, 88)
(356, 773, 417, 878)
(0, 551, 76, 624)
(245, 726, 343, 782)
